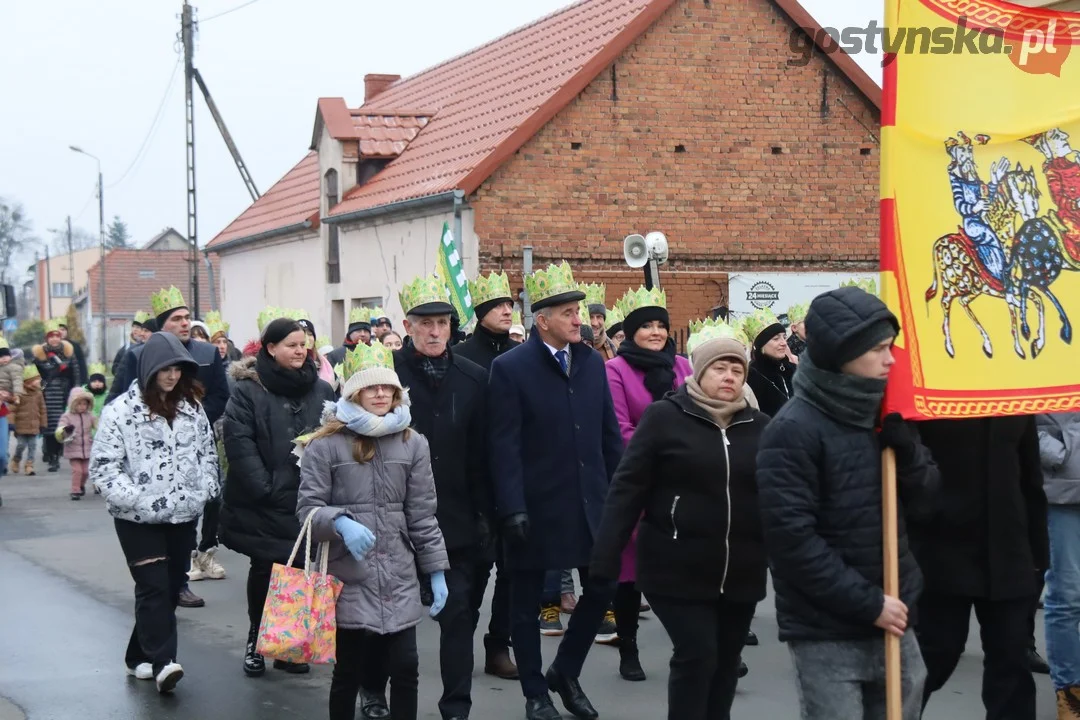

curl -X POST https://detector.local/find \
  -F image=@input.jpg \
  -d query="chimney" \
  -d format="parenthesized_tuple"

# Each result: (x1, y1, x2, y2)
(364, 74, 400, 103)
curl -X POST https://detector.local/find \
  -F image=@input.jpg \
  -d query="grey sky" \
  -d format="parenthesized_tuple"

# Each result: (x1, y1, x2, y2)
(1, 0, 574, 270)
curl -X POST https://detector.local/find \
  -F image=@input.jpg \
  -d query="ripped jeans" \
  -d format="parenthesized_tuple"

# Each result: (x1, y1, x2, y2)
(114, 518, 197, 675)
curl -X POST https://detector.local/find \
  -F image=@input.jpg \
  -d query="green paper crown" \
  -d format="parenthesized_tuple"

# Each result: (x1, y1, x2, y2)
(340, 340, 395, 381)
(315, 336, 333, 350)
(151, 286, 186, 317)
(616, 286, 667, 318)
(133, 310, 152, 325)
(741, 308, 782, 343)
(0, 336, 7, 350)
(22, 364, 40, 381)
(88, 362, 108, 376)
(524, 262, 579, 307)
(604, 306, 624, 331)
(686, 317, 749, 356)
(204, 310, 229, 339)
(350, 306, 374, 325)
(840, 277, 879, 297)
(579, 282, 606, 308)
(287, 308, 310, 322)
(370, 306, 387, 320)
(257, 307, 286, 333)
(512, 310, 522, 326)
(579, 301, 592, 326)
(45, 318, 64, 335)
(468, 272, 512, 307)
(399, 274, 450, 315)
(786, 302, 809, 325)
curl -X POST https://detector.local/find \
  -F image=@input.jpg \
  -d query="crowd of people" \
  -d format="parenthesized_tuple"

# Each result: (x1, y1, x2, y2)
(0, 262, 1077, 720)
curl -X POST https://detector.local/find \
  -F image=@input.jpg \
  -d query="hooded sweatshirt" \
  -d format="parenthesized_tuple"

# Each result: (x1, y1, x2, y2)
(56, 386, 98, 459)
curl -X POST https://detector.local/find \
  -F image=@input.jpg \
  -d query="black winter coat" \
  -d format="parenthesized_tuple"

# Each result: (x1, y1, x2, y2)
(455, 325, 520, 371)
(912, 416, 1049, 600)
(747, 356, 795, 418)
(489, 332, 623, 571)
(393, 348, 490, 551)
(756, 396, 940, 642)
(591, 387, 770, 602)
(219, 357, 336, 561)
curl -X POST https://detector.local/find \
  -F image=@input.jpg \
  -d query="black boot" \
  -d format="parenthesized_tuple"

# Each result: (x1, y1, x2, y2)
(243, 625, 265, 677)
(618, 638, 646, 681)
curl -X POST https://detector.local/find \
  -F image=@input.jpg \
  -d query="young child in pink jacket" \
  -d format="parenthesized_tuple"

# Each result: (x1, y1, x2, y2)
(56, 387, 98, 500)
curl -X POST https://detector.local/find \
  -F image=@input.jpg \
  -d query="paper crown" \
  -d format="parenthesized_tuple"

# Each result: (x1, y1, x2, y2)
(840, 277, 879, 297)
(0, 336, 6, 350)
(579, 282, 606, 308)
(616, 286, 667, 318)
(512, 309, 522, 326)
(687, 317, 749, 356)
(468, 272, 512, 307)
(524, 261, 583, 309)
(741, 308, 782, 343)
(288, 308, 311, 323)
(88, 362, 108, 376)
(786, 302, 809, 325)
(204, 310, 229, 340)
(45, 318, 64, 335)
(151, 286, 186, 318)
(22, 364, 40, 381)
(133, 310, 153, 326)
(339, 340, 394, 381)
(349, 307, 374, 325)
(257, 307, 286, 333)
(399, 274, 451, 315)
(604, 306, 624, 331)
(370, 306, 388, 321)
(579, 301, 592, 325)
(315, 336, 333, 351)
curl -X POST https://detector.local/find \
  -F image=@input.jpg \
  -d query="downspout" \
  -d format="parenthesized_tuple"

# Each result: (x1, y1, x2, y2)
(452, 189, 465, 257)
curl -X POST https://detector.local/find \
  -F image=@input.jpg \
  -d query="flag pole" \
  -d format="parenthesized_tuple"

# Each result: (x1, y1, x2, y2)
(882, 447, 901, 719)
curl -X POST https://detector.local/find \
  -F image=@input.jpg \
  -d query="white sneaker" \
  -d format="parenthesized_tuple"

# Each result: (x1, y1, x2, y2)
(199, 547, 226, 580)
(156, 662, 184, 694)
(187, 550, 206, 582)
(126, 663, 153, 680)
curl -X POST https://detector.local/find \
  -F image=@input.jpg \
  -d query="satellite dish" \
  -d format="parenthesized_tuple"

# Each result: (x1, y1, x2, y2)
(645, 231, 669, 264)
(623, 234, 648, 269)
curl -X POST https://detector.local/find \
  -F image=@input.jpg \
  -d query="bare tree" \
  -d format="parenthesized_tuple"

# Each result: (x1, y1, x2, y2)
(0, 199, 31, 285)
(50, 226, 99, 254)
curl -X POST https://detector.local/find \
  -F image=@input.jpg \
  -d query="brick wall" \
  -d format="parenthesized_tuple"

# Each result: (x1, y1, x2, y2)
(472, 0, 879, 332)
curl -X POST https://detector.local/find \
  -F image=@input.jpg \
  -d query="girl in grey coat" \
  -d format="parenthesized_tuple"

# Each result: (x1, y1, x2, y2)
(297, 347, 449, 720)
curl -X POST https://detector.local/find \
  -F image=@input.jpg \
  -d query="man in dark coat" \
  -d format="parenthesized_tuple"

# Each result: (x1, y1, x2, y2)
(756, 287, 939, 720)
(913, 416, 1049, 719)
(454, 272, 520, 681)
(325, 310, 373, 368)
(111, 311, 153, 378)
(58, 322, 88, 383)
(488, 262, 623, 720)
(380, 275, 491, 720)
(105, 287, 230, 609)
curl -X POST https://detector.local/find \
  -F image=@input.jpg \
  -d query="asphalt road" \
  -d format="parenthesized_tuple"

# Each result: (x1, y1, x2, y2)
(0, 461, 1059, 719)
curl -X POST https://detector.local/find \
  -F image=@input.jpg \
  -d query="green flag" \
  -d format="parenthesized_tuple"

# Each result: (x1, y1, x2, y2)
(436, 221, 474, 325)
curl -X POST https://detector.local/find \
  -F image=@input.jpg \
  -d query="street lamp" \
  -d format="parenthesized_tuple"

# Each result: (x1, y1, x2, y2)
(70, 145, 106, 362)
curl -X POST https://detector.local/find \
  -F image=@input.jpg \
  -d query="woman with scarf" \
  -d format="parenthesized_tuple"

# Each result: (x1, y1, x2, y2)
(592, 320, 771, 720)
(604, 287, 693, 681)
(219, 317, 336, 678)
(744, 308, 796, 418)
(296, 341, 449, 720)
(33, 322, 83, 472)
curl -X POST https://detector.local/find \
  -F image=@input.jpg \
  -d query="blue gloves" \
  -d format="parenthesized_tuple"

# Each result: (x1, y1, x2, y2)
(334, 515, 376, 562)
(429, 570, 448, 617)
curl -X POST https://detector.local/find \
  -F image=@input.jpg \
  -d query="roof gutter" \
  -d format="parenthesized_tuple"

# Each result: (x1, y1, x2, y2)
(204, 220, 314, 254)
(323, 190, 458, 226)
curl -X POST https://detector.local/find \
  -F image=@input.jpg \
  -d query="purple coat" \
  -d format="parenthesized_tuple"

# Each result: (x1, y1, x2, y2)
(605, 354, 693, 582)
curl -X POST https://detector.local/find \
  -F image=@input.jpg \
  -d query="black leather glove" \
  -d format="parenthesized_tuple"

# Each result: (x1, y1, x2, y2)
(502, 513, 529, 546)
(880, 413, 917, 464)
(476, 514, 493, 553)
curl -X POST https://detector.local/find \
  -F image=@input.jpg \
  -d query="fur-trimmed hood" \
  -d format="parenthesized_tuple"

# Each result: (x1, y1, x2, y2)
(66, 385, 95, 412)
(228, 355, 260, 384)
(32, 340, 74, 362)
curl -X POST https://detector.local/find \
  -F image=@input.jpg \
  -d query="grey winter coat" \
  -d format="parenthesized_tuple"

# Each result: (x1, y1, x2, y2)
(296, 428, 449, 635)
(1037, 413, 1080, 505)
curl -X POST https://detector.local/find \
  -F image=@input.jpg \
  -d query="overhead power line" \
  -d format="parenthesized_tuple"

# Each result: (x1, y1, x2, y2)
(106, 55, 183, 189)
(200, 0, 263, 22)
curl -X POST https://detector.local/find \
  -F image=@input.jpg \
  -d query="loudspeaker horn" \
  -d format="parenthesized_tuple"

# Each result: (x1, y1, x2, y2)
(645, 231, 669, 264)
(623, 234, 648, 268)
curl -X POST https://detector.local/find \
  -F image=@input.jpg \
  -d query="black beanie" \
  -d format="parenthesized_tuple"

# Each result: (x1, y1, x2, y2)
(587, 303, 606, 319)
(805, 287, 900, 372)
(0, 347, 9, 358)
(752, 323, 787, 354)
(623, 306, 669, 341)
(474, 298, 509, 322)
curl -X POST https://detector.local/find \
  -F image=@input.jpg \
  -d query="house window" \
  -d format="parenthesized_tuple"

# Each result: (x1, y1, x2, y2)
(325, 169, 341, 284)
(51, 282, 73, 298)
(139, 269, 156, 279)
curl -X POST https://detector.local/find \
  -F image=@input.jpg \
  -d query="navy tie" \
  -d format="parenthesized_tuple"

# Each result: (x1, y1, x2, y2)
(555, 349, 569, 375)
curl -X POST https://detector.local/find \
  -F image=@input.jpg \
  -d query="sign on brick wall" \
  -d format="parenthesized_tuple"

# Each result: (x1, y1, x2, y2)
(728, 272, 879, 322)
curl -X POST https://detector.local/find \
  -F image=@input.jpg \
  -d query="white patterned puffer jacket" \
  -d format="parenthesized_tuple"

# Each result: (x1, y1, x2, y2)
(91, 382, 220, 524)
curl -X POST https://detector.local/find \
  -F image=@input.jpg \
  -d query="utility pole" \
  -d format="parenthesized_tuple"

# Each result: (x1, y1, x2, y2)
(182, 0, 200, 319)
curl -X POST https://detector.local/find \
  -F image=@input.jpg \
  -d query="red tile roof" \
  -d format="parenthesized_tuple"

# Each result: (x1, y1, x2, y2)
(205, 151, 320, 249)
(327, 0, 679, 217)
(351, 112, 432, 158)
(85, 249, 220, 317)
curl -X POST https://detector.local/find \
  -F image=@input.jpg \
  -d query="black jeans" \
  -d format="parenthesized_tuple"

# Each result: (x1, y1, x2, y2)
(42, 435, 63, 465)
(114, 518, 197, 675)
(246, 555, 303, 629)
(331, 627, 418, 720)
(471, 540, 513, 653)
(917, 593, 1036, 720)
(197, 495, 221, 553)
(647, 593, 756, 720)
(510, 566, 616, 698)
(614, 581, 641, 643)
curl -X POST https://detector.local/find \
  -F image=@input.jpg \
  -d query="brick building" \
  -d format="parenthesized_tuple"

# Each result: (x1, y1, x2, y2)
(208, 0, 883, 342)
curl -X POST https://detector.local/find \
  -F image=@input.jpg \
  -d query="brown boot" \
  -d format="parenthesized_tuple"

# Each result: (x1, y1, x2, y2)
(1059, 687, 1080, 720)
(484, 646, 519, 680)
(8, 458, 19, 475)
(24, 460, 35, 476)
